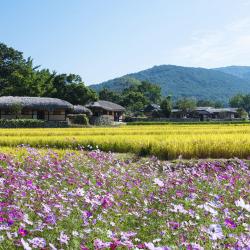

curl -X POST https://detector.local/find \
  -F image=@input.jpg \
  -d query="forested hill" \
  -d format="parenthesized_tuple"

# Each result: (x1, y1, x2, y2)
(90, 65, 250, 103)
(213, 66, 250, 81)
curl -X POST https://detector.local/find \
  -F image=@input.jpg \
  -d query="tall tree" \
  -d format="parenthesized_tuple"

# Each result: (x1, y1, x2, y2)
(0, 42, 97, 105)
(47, 74, 98, 105)
(160, 96, 172, 117)
(176, 98, 197, 113)
(138, 81, 161, 104)
(230, 94, 250, 112)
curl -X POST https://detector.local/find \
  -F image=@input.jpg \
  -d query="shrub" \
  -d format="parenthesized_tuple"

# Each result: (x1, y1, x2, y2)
(0, 119, 45, 128)
(68, 114, 89, 125)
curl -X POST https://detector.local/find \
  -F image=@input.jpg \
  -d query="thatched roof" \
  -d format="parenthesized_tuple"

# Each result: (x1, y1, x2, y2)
(0, 96, 73, 110)
(72, 105, 93, 116)
(86, 100, 125, 111)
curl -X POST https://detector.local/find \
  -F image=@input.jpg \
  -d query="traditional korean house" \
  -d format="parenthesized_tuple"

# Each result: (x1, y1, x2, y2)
(0, 96, 73, 121)
(86, 100, 125, 122)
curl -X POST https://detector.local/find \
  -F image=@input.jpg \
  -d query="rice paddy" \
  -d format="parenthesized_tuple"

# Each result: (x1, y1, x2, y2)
(0, 124, 250, 159)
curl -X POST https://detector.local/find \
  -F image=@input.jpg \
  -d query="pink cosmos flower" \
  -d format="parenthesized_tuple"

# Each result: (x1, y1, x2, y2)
(168, 221, 180, 230)
(224, 218, 237, 229)
(18, 227, 28, 237)
(80, 245, 90, 250)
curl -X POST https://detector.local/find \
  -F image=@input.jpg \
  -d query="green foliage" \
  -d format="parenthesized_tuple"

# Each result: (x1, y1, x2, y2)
(137, 81, 161, 104)
(0, 119, 45, 128)
(160, 96, 172, 117)
(229, 94, 250, 112)
(99, 88, 120, 103)
(176, 98, 197, 113)
(121, 91, 147, 112)
(237, 108, 249, 120)
(69, 114, 89, 125)
(0, 43, 97, 105)
(46, 74, 98, 105)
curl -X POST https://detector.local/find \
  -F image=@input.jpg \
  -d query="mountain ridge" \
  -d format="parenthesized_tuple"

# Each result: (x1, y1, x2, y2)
(90, 65, 250, 103)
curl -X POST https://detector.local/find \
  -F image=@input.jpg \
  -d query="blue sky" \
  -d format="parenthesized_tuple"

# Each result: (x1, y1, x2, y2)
(1, 0, 250, 84)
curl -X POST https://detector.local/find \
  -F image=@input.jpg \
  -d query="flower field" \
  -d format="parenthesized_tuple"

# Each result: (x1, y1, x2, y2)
(1, 124, 250, 159)
(0, 147, 249, 249)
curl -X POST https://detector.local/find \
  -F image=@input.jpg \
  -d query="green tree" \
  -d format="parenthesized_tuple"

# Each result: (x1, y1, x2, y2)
(47, 74, 98, 105)
(230, 94, 250, 112)
(160, 96, 172, 117)
(237, 108, 248, 120)
(229, 94, 244, 108)
(121, 92, 147, 112)
(0, 42, 98, 105)
(176, 98, 197, 114)
(138, 81, 162, 104)
(0, 43, 38, 96)
(99, 88, 120, 103)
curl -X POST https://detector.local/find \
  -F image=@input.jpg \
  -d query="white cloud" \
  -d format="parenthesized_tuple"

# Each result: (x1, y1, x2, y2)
(170, 17, 250, 68)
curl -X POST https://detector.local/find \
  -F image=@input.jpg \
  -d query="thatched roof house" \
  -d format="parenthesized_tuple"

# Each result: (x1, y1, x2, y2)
(0, 96, 73, 121)
(86, 100, 125, 122)
(72, 105, 93, 116)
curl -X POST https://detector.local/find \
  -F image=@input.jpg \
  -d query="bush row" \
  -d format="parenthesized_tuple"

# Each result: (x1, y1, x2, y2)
(0, 119, 45, 128)
(0, 119, 70, 128)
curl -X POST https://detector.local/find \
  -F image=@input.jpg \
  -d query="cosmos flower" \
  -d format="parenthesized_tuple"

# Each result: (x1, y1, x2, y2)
(224, 218, 237, 229)
(235, 198, 250, 212)
(207, 224, 224, 240)
(28, 237, 46, 248)
(18, 228, 28, 237)
(20, 238, 32, 250)
(153, 178, 164, 187)
(58, 231, 69, 245)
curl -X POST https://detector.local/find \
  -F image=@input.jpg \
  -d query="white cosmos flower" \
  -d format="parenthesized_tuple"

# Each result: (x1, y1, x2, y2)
(235, 198, 250, 212)
(153, 178, 164, 187)
(207, 224, 224, 240)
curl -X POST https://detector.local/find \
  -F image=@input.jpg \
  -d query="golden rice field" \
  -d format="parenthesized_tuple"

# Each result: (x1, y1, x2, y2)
(1, 124, 250, 159)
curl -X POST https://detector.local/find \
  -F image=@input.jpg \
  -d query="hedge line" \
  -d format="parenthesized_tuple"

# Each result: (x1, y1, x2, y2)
(0, 119, 69, 128)
(0, 119, 45, 128)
